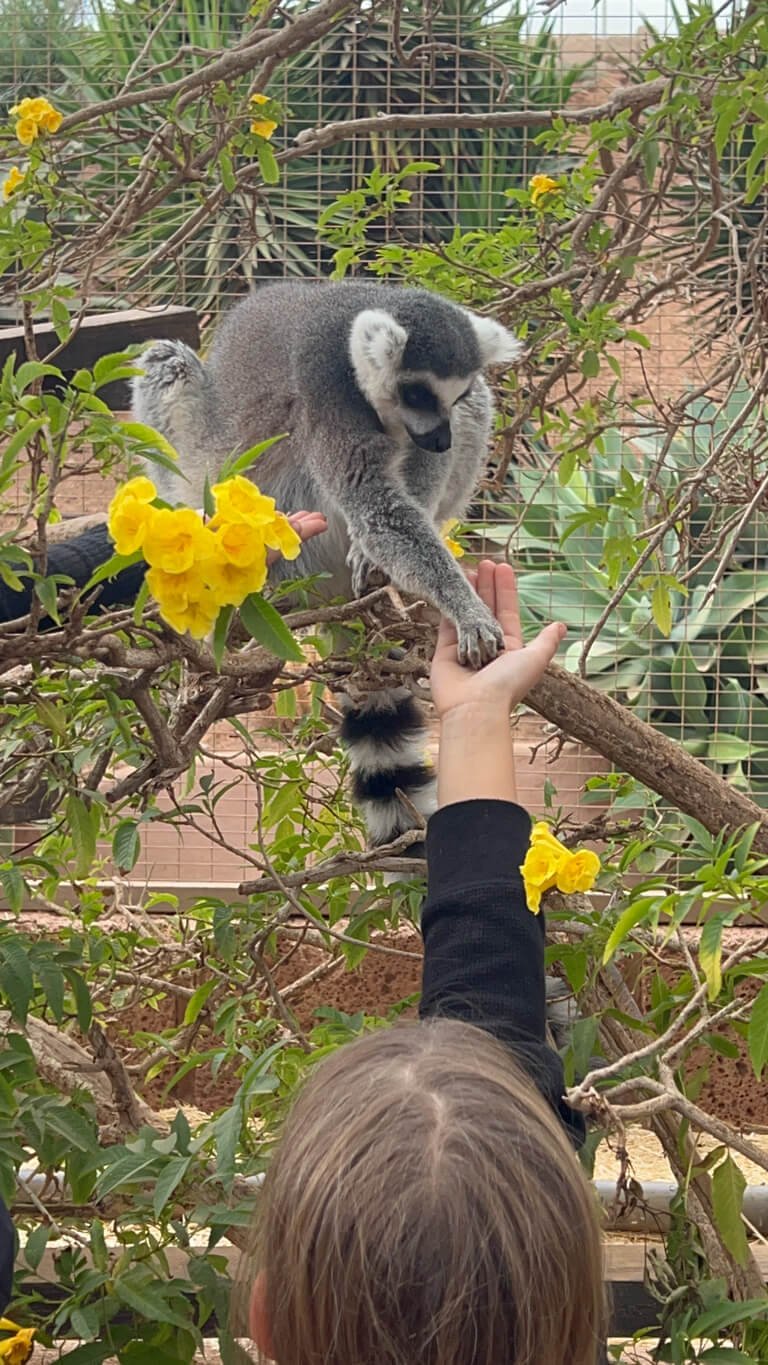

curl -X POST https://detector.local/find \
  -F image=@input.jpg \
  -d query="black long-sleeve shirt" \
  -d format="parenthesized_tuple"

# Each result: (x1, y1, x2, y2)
(0, 526, 145, 625)
(418, 798, 585, 1149)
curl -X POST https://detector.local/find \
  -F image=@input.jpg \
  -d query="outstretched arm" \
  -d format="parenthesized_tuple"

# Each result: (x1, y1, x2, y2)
(418, 563, 585, 1146)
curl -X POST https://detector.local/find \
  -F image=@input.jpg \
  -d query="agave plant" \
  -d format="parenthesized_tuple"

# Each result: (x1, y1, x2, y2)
(479, 389, 768, 805)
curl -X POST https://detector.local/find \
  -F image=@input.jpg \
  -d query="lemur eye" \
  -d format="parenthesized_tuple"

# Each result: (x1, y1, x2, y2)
(400, 382, 437, 411)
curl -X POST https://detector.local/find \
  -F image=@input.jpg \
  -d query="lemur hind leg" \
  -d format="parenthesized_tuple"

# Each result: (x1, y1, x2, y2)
(132, 340, 229, 506)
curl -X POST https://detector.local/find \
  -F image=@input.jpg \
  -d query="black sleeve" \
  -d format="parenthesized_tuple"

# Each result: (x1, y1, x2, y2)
(0, 1196, 13, 1314)
(418, 799, 585, 1149)
(0, 525, 146, 625)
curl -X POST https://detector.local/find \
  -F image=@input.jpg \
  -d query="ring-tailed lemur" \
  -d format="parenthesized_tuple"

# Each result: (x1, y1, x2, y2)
(132, 280, 523, 852)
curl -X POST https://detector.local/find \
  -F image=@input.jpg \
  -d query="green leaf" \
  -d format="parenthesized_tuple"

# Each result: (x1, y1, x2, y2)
(239, 594, 303, 661)
(0, 864, 25, 913)
(37, 961, 65, 1022)
(217, 434, 285, 481)
(117, 420, 180, 465)
(707, 734, 753, 764)
(66, 793, 98, 878)
(711, 1155, 749, 1267)
(23, 1221, 51, 1271)
(256, 139, 280, 185)
(34, 574, 62, 624)
(581, 350, 600, 378)
(697, 1351, 758, 1364)
(93, 352, 141, 389)
(748, 982, 768, 1079)
(84, 549, 143, 590)
(603, 898, 658, 963)
(651, 579, 672, 637)
(152, 1154, 192, 1218)
(64, 968, 93, 1032)
(97, 1152, 160, 1199)
(46, 1104, 100, 1154)
(690, 1296, 768, 1337)
(699, 914, 725, 1000)
(669, 641, 708, 722)
(113, 820, 140, 873)
(2, 416, 47, 464)
(219, 149, 236, 192)
(115, 1274, 193, 1331)
(14, 360, 62, 391)
(0, 938, 34, 1023)
(51, 296, 72, 344)
(182, 978, 217, 1026)
(212, 604, 233, 668)
(624, 329, 650, 349)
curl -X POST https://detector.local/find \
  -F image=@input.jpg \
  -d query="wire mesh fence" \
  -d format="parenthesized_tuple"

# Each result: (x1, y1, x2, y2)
(3, 0, 768, 885)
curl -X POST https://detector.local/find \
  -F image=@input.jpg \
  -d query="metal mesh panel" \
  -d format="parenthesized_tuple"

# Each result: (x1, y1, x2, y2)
(4, 1, 767, 884)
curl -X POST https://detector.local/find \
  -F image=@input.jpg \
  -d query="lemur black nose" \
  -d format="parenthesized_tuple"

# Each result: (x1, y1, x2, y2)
(413, 421, 451, 453)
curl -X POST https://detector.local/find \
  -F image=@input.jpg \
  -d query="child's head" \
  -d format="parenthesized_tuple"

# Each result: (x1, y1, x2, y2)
(244, 1018, 605, 1365)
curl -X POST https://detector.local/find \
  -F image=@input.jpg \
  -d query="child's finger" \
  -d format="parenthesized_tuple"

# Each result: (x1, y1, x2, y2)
(493, 563, 523, 647)
(475, 559, 498, 618)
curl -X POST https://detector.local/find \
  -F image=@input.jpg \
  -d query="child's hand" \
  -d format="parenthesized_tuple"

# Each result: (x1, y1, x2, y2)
(430, 560, 565, 719)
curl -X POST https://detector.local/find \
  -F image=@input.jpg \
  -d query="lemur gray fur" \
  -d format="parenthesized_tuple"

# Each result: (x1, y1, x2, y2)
(132, 279, 523, 851)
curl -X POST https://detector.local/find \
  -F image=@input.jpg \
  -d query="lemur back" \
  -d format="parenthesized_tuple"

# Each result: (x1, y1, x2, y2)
(133, 280, 521, 851)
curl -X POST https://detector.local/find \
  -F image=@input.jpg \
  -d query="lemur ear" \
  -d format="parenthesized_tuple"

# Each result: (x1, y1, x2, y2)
(466, 311, 525, 367)
(349, 309, 408, 399)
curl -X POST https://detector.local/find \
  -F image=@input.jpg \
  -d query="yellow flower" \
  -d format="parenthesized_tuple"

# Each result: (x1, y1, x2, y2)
(520, 843, 563, 914)
(211, 475, 277, 528)
(0, 1318, 35, 1364)
(145, 564, 220, 638)
(10, 96, 63, 145)
(10, 97, 48, 119)
(530, 821, 568, 855)
(263, 512, 301, 561)
(441, 519, 465, 559)
(205, 542, 268, 606)
(2, 166, 24, 198)
(214, 519, 267, 569)
(107, 476, 158, 556)
(555, 849, 601, 896)
(40, 107, 63, 134)
(15, 117, 38, 147)
(250, 92, 278, 140)
(529, 173, 560, 207)
(141, 507, 213, 574)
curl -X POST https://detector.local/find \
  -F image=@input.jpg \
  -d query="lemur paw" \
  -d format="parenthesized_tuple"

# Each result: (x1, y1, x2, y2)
(456, 614, 505, 670)
(136, 339, 202, 392)
(347, 544, 378, 598)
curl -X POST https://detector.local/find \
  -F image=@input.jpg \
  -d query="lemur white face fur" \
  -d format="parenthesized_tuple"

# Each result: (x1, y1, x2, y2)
(349, 306, 524, 454)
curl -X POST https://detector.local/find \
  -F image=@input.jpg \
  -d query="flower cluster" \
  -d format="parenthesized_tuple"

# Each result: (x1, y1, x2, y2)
(107, 474, 301, 639)
(10, 95, 63, 146)
(250, 92, 278, 140)
(529, 173, 560, 208)
(520, 821, 600, 914)
(441, 518, 465, 559)
(2, 166, 24, 199)
(0, 1318, 35, 1364)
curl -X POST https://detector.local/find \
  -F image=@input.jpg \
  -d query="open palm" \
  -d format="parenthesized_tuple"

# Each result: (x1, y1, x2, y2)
(430, 560, 566, 718)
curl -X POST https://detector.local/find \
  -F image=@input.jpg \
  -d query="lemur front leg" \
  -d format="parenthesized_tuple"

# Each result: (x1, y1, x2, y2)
(319, 434, 504, 668)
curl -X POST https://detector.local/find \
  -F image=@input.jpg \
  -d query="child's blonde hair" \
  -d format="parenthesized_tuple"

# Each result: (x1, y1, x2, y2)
(242, 1018, 606, 1365)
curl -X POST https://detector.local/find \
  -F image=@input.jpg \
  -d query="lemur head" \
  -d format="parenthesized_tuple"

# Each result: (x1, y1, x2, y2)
(348, 298, 523, 453)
